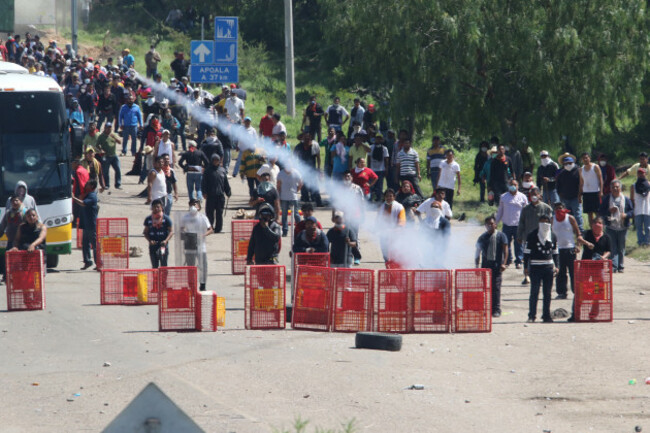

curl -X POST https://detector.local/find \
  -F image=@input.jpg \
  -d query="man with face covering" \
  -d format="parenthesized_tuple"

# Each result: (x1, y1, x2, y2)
(180, 199, 213, 290)
(517, 187, 552, 284)
(246, 203, 282, 265)
(523, 215, 559, 323)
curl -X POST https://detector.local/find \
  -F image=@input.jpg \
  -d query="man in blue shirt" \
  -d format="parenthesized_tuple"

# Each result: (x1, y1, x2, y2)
(122, 49, 135, 68)
(118, 94, 143, 156)
(73, 179, 99, 270)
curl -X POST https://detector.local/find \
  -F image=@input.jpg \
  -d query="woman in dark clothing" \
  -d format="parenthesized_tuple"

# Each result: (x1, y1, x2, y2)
(395, 180, 422, 222)
(579, 217, 611, 260)
(12, 209, 47, 252)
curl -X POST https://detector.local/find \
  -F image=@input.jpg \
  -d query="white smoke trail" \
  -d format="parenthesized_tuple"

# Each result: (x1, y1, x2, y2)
(139, 76, 477, 269)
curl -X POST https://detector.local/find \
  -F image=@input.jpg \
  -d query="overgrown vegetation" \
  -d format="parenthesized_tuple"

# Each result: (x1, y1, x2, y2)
(273, 416, 356, 433)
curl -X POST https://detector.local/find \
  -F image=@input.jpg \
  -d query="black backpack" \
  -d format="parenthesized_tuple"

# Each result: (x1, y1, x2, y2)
(372, 144, 385, 162)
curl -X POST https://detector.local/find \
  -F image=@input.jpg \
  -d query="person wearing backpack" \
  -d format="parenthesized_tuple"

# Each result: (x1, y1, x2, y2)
(369, 134, 389, 201)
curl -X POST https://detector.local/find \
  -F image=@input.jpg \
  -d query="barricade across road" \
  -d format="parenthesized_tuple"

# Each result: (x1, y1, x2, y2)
(574, 260, 613, 322)
(231, 220, 257, 275)
(454, 269, 492, 333)
(96, 217, 129, 270)
(6, 250, 45, 311)
(245, 265, 286, 329)
(158, 266, 198, 332)
(100, 269, 159, 305)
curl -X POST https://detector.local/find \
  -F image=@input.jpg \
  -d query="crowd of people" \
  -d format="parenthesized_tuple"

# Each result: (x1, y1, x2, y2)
(3, 32, 643, 325)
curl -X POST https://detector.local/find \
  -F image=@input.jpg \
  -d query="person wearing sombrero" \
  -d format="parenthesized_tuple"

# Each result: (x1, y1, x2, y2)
(556, 153, 584, 232)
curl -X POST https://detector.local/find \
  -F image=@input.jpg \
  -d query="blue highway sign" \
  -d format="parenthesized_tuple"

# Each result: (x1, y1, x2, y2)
(190, 41, 214, 64)
(190, 64, 239, 84)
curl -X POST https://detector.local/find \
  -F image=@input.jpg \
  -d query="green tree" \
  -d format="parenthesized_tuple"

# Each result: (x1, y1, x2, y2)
(323, 0, 650, 150)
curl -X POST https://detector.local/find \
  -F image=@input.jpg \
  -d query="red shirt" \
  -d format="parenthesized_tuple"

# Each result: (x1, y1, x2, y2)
(352, 168, 378, 195)
(259, 115, 274, 137)
(73, 165, 90, 197)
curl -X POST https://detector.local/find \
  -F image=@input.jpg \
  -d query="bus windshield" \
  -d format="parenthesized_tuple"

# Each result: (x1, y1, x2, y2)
(0, 92, 70, 205)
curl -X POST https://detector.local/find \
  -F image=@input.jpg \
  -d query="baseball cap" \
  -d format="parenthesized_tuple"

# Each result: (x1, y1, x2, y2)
(540, 150, 549, 157)
(105, 122, 113, 127)
(187, 140, 197, 148)
(244, 116, 252, 122)
(305, 216, 318, 224)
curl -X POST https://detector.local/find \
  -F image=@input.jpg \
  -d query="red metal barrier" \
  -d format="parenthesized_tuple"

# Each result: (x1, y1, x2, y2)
(454, 269, 492, 333)
(196, 291, 218, 332)
(231, 220, 258, 275)
(331, 268, 374, 332)
(375, 269, 410, 332)
(245, 265, 286, 329)
(294, 252, 330, 269)
(413, 270, 452, 333)
(158, 266, 198, 331)
(100, 269, 159, 305)
(292, 265, 334, 331)
(5, 250, 45, 311)
(574, 260, 613, 322)
(96, 218, 129, 270)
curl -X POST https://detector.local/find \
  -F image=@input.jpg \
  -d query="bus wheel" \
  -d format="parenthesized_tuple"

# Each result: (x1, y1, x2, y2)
(46, 254, 59, 268)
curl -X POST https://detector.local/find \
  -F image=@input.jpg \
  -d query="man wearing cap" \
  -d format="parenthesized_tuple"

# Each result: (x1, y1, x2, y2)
(536, 150, 560, 205)
(96, 122, 122, 190)
(620, 152, 650, 180)
(630, 167, 650, 247)
(293, 216, 329, 253)
(257, 157, 280, 187)
(179, 141, 209, 201)
(81, 147, 106, 192)
(144, 45, 161, 79)
(201, 154, 231, 233)
(556, 153, 584, 232)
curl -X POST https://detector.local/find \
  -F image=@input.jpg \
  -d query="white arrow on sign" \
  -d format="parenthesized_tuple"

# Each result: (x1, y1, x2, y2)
(193, 43, 211, 63)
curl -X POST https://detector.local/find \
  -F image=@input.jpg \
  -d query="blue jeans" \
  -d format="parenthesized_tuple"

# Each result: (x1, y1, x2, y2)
(232, 149, 243, 176)
(372, 171, 385, 201)
(606, 227, 627, 270)
(223, 148, 232, 172)
(101, 155, 121, 188)
(186, 172, 203, 200)
(430, 168, 441, 191)
(502, 224, 523, 265)
(562, 197, 584, 232)
(165, 193, 173, 215)
(82, 226, 97, 265)
(122, 125, 138, 155)
(281, 200, 300, 234)
(543, 187, 560, 206)
(635, 214, 650, 246)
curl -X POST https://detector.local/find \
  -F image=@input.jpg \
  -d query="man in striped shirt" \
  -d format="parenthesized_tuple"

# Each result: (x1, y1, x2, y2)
(396, 138, 423, 197)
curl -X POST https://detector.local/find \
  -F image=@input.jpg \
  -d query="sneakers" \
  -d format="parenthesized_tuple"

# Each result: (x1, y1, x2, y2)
(521, 276, 530, 285)
(555, 294, 567, 300)
(492, 311, 501, 318)
(515, 263, 522, 270)
(199, 283, 206, 291)
(526, 318, 535, 323)
(354, 259, 361, 265)
(115, 186, 122, 190)
(542, 317, 554, 323)
(81, 263, 93, 270)
(567, 316, 575, 322)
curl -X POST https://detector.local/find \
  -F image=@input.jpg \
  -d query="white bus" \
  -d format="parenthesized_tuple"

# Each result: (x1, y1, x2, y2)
(0, 61, 72, 267)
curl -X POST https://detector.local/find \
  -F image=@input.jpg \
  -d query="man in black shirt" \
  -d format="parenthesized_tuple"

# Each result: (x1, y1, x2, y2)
(556, 153, 584, 231)
(488, 144, 513, 206)
(327, 212, 357, 267)
(201, 154, 231, 233)
(475, 216, 509, 317)
(303, 96, 324, 143)
(178, 141, 209, 201)
(170, 51, 190, 80)
(246, 204, 282, 265)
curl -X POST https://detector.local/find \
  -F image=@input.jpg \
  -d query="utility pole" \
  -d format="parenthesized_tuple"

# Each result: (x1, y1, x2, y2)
(284, 0, 295, 117)
(71, 0, 78, 54)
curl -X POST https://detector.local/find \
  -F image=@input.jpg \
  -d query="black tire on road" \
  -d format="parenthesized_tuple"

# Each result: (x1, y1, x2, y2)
(46, 254, 59, 269)
(355, 332, 402, 352)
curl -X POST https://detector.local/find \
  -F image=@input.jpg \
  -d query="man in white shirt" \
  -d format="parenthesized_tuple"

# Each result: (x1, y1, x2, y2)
(495, 179, 529, 269)
(276, 164, 303, 236)
(224, 90, 245, 124)
(417, 188, 453, 223)
(257, 159, 280, 187)
(179, 199, 213, 291)
(436, 149, 461, 209)
(271, 113, 287, 137)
